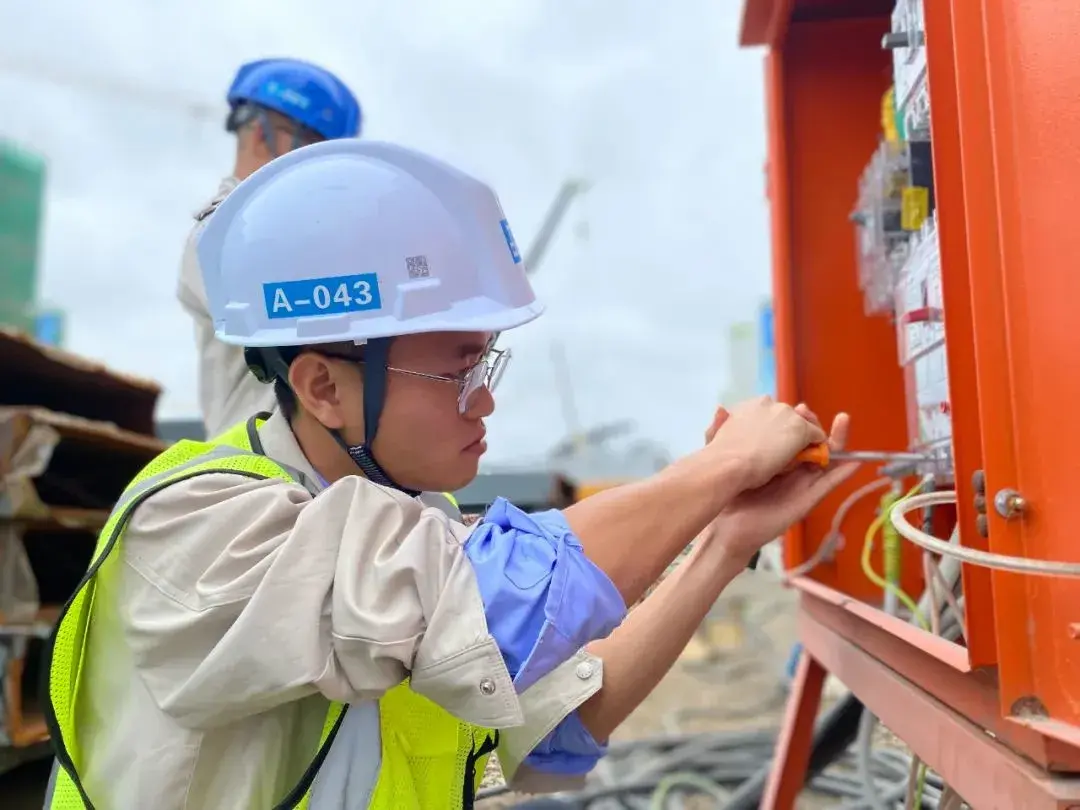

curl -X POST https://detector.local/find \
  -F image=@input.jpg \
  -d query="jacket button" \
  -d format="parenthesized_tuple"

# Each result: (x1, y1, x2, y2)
(575, 661, 595, 680)
(479, 677, 497, 696)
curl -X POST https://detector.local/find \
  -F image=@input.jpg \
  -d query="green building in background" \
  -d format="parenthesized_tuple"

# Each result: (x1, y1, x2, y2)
(0, 139, 59, 342)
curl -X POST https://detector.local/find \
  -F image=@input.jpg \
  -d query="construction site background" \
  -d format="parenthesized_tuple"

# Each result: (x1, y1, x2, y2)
(0, 328, 166, 799)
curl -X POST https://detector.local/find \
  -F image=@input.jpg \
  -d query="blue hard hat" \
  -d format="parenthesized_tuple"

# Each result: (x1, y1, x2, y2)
(227, 58, 362, 140)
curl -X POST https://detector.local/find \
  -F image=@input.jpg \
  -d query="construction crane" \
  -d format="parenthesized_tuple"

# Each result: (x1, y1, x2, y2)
(0, 56, 222, 123)
(520, 180, 663, 473)
(518, 180, 634, 452)
(521, 179, 589, 274)
(517, 179, 594, 446)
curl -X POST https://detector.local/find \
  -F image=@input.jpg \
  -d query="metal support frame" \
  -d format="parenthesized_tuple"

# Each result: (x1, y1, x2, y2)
(761, 651, 826, 808)
(762, 582, 1080, 809)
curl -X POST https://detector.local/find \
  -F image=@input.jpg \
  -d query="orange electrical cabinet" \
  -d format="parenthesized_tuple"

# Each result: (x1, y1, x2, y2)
(739, 1, 1080, 806)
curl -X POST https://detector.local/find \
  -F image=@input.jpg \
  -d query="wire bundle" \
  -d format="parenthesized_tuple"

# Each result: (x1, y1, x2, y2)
(477, 727, 956, 809)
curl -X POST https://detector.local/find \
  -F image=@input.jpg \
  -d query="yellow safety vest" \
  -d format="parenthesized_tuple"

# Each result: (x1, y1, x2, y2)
(44, 417, 497, 809)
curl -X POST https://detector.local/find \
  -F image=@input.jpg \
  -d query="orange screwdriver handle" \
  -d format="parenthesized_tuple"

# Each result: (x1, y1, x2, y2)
(788, 443, 830, 470)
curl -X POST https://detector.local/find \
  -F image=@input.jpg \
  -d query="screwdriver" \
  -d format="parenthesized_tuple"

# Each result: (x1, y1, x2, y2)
(793, 444, 926, 468)
(747, 448, 925, 573)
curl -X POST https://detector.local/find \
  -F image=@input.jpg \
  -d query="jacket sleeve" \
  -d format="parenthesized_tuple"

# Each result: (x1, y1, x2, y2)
(176, 220, 275, 436)
(495, 650, 608, 795)
(464, 501, 625, 695)
(119, 473, 524, 730)
(449, 501, 624, 793)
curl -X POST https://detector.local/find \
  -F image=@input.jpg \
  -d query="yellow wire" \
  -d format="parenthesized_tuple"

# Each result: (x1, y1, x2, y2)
(914, 761, 928, 808)
(861, 480, 932, 806)
(861, 480, 929, 630)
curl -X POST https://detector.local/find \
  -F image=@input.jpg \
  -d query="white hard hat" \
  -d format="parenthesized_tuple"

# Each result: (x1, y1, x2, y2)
(197, 139, 544, 348)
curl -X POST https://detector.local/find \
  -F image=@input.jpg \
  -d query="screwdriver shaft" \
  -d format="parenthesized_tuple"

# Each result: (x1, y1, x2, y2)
(829, 451, 926, 463)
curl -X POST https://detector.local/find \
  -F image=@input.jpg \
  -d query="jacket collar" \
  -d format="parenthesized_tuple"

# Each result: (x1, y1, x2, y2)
(193, 176, 240, 222)
(217, 175, 240, 198)
(254, 410, 326, 494)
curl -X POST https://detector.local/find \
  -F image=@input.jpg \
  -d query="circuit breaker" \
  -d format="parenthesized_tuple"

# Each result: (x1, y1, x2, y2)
(853, 0, 953, 478)
(853, 139, 911, 316)
(894, 217, 951, 468)
(888, 0, 927, 127)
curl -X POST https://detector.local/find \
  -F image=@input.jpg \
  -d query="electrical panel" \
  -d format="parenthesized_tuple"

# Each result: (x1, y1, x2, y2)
(853, 0, 953, 479)
(853, 141, 910, 316)
(894, 216, 952, 472)
(740, 0, 1080, 796)
(889, 0, 927, 124)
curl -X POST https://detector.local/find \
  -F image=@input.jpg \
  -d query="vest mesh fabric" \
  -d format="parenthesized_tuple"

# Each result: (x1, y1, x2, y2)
(46, 418, 495, 809)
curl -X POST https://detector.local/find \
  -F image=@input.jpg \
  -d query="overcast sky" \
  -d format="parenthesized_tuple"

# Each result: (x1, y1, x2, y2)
(0, 1, 771, 464)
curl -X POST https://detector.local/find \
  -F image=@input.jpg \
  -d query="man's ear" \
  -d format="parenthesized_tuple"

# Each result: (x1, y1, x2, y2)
(289, 353, 346, 430)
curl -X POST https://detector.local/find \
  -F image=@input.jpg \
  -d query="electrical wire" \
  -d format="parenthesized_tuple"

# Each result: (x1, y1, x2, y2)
(860, 479, 929, 630)
(808, 519, 967, 809)
(784, 477, 893, 579)
(927, 558, 964, 640)
(879, 515, 967, 810)
(852, 482, 932, 810)
(854, 709, 893, 810)
(647, 772, 730, 808)
(923, 552, 941, 637)
(478, 735, 949, 809)
(890, 491, 1080, 577)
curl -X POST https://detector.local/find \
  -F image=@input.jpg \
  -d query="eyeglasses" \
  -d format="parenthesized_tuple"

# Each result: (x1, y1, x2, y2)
(333, 347, 512, 414)
(388, 347, 512, 414)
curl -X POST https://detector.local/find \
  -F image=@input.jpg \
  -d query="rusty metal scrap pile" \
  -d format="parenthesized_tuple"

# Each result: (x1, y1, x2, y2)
(0, 329, 165, 776)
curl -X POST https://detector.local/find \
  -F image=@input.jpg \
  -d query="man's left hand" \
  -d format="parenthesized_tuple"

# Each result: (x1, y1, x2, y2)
(699, 403, 859, 567)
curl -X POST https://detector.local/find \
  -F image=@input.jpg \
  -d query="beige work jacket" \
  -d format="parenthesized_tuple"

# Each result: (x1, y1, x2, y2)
(177, 177, 275, 437)
(72, 410, 603, 808)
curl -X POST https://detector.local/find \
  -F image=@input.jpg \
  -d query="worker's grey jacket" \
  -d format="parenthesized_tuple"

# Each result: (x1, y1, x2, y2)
(177, 177, 274, 436)
(67, 411, 603, 808)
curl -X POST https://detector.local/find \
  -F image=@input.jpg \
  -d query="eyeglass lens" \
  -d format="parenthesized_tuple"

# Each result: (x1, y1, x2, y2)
(458, 350, 511, 413)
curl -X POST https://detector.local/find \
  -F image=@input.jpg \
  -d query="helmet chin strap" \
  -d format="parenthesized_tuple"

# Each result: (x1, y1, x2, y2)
(327, 338, 419, 496)
(250, 342, 419, 497)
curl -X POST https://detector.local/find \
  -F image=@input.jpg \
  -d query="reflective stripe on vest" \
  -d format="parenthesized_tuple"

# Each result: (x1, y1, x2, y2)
(44, 415, 496, 809)
(419, 490, 462, 520)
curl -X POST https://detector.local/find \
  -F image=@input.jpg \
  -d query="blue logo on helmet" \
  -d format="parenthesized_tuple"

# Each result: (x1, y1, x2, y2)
(500, 219, 521, 264)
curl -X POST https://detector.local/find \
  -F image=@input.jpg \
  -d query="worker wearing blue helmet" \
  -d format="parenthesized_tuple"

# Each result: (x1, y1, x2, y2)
(225, 58, 362, 153)
(177, 58, 363, 437)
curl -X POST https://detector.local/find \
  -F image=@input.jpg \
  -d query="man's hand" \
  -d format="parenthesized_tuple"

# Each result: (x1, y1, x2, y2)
(575, 401, 850, 742)
(705, 396, 828, 491)
(700, 403, 858, 567)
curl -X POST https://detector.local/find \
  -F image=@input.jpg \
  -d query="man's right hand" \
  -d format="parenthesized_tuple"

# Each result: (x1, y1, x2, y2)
(706, 396, 827, 490)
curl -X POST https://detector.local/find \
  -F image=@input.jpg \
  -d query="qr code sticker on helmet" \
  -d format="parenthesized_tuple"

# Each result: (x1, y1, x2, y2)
(406, 255, 430, 279)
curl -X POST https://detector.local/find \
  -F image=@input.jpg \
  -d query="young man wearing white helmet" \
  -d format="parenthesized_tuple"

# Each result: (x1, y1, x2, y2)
(45, 140, 856, 809)
(177, 58, 363, 438)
